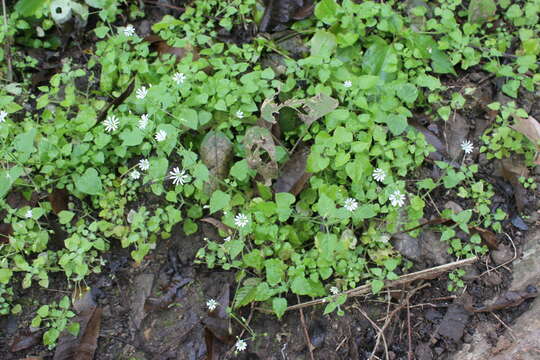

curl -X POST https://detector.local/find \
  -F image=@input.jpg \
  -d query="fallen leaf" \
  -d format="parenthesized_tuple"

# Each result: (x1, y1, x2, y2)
(144, 34, 199, 62)
(511, 115, 540, 164)
(49, 188, 69, 214)
(203, 284, 232, 344)
(0, 223, 13, 243)
(500, 158, 529, 212)
(261, 93, 338, 126)
(53, 288, 102, 360)
(10, 331, 42, 352)
(200, 131, 234, 193)
(444, 112, 470, 159)
(471, 285, 538, 312)
(273, 143, 311, 195)
(471, 226, 499, 250)
(244, 126, 278, 185)
(144, 275, 192, 311)
(260, 0, 314, 32)
(200, 217, 233, 235)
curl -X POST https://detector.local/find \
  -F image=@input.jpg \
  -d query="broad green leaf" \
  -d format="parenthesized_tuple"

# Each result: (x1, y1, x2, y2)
(314, 0, 339, 24)
(275, 193, 295, 222)
(396, 83, 418, 103)
(356, 204, 377, 219)
(357, 75, 380, 89)
(265, 258, 285, 286)
(431, 48, 456, 75)
(58, 211, 75, 225)
(13, 129, 37, 155)
(310, 30, 337, 58)
(74, 168, 102, 195)
(234, 278, 260, 308)
(371, 279, 384, 294)
(0, 269, 12, 284)
(209, 190, 231, 213)
(0, 166, 24, 199)
(120, 128, 144, 146)
(272, 297, 287, 319)
(468, 0, 497, 23)
(15, 0, 47, 16)
(362, 38, 398, 81)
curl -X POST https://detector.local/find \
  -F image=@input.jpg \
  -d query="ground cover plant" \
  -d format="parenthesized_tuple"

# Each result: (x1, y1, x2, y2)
(0, 0, 539, 356)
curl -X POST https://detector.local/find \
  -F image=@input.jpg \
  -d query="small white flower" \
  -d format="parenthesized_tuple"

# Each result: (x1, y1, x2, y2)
(224, 236, 231, 242)
(235, 339, 247, 352)
(372, 168, 386, 182)
(389, 190, 406, 207)
(155, 129, 167, 142)
(138, 159, 150, 171)
(427, 47, 433, 54)
(103, 115, 119, 132)
(234, 213, 249, 228)
(169, 167, 191, 186)
(123, 24, 136, 37)
(344, 198, 358, 212)
(25, 209, 33, 219)
(343, 80, 352, 88)
(330, 286, 339, 295)
(172, 72, 186, 85)
(130, 170, 141, 180)
(0, 110, 8, 123)
(461, 140, 474, 155)
(136, 86, 148, 100)
(236, 110, 244, 119)
(206, 299, 218, 311)
(139, 114, 149, 130)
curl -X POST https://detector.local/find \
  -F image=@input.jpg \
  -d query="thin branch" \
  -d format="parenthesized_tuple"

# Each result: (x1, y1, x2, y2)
(286, 257, 478, 312)
(297, 295, 315, 360)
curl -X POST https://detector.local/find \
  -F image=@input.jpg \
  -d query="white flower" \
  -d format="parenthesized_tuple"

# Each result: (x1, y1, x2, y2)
(372, 168, 386, 182)
(123, 24, 136, 37)
(136, 86, 148, 100)
(344, 198, 358, 212)
(206, 299, 218, 311)
(234, 213, 249, 228)
(0, 110, 7, 123)
(172, 72, 186, 85)
(461, 140, 474, 154)
(103, 115, 119, 132)
(330, 286, 339, 295)
(155, 129, 167, 142)
(224, 236, 231, 242)
(343, 80, 352, 88)
(130, 170, 141, 180)
(236, 110, 244, 119)
(169, 167, 191, 185)
(389, 190, 406, 207)
(25, 209, 33, 219)
(139, 114, 149, 129)
(138, 159, 150, 171)
(235, 339, 247, 352)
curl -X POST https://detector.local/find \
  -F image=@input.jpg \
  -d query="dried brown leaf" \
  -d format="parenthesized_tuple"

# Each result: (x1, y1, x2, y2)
(500, 158, 529, 212)
(200, 217, 233, 235)
(10, 331, 42, 352)
(49, 188, 69, 214)
(200, 131, 234, 193)
(470, 226, 499, 250)
(244, 126, 278, 185)
(273, 143, 311, 195)
(511, 115, 540, 164)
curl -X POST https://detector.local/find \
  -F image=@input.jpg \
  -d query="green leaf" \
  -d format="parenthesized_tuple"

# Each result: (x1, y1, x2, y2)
(209, 190, 231, 214)
(468, 0, 497, 23)
(43, 328, 60, 346)
(0, 166, 24, 199)
(67, 322, 80, 336)
(37, 305, 50, 317)
(234, 278, 260, 308)
(357, 75, 380, 89)
(265, 258, 285, 286)
(272, 297, 287, 319)
(58, 210, 75, 225)
(290, 275, 312, 295)
(15, 0, 46, 16)
(396, 83, 418, 104)
(314, 0, 339, 25)
(119, 128, 144, 146)
(362, 38, 398, 80)
(371, 279, 384, 294)
(310, 30, 337, 58)
(13, 129, 37, 155)
(275, 193, 295, 222)
(356, 204, 377, 219)
(0, 268, 13, 284)
(431, 49, 456, 75)
(230, 160, 250, 181)
(74, 168, 102, 195)
(385, 114, 408, 136)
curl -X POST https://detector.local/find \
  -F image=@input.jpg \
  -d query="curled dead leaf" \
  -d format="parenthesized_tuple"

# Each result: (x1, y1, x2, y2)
(511, 115, 540, 164)
(273, 143, 311, 195)
(244, 126, 278, 185)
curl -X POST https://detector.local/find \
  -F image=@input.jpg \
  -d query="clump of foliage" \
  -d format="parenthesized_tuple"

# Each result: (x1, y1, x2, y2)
(0, 0, 538, 344)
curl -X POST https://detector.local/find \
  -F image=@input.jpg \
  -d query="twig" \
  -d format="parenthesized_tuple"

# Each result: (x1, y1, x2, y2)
(479, 232, 517, 277)
(353, 304, 389, 360)
(238, 302, 255, 340)
(297, 295, 315, 360)
(407, 298, 413, 360)
(286, 257, 478, 312)
(490, 312, 517, 341)
(1, 0, 13, 82)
